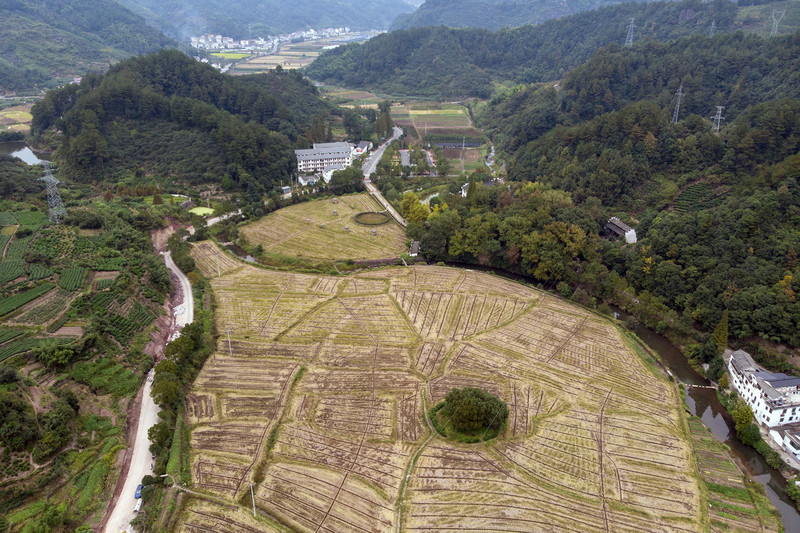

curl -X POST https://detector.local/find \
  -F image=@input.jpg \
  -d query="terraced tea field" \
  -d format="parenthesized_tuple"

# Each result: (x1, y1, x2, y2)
(238, 193, 406, 261)
(184, 241, 709, 532)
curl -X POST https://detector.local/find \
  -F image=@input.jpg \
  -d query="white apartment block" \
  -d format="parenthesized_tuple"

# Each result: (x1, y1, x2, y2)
(295, 142, 353, 173)
(728, 349, 800, 427)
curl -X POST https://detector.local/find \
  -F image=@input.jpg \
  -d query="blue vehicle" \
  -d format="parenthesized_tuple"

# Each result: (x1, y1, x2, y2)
(135, 484, 143, 499)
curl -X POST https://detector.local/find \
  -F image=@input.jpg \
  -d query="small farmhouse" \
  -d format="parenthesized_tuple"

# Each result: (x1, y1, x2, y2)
(352, 141, 373, 157)
(605, 217, 637, 244)
(728, 349, 800, 427)
(295, 142, 353, 173)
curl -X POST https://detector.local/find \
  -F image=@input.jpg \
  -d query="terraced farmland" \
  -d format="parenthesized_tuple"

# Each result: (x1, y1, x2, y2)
(184, 241, 708, 532)
(238, 194, 406, 261)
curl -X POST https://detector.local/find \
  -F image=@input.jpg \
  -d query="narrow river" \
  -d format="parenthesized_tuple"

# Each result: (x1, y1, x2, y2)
(626, 316, 800, 532)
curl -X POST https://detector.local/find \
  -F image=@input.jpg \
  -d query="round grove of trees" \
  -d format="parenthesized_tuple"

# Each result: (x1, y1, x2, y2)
(431, 387, 509, 442)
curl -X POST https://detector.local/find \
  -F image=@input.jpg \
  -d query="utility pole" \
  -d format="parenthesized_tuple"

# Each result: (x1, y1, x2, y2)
(226, 327, 233, 357)
(711, 106, 725, 133)
(709, 20, 716, 38)
(771, 10, 785, 37)
(625, 18, 636, 47)
(672, 85, 684, 125)
(250, 483, 256, 517)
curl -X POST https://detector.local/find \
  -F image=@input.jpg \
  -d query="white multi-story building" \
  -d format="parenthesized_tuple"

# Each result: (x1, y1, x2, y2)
(295, 142, 352, 173)
(728, 349, 800, 427)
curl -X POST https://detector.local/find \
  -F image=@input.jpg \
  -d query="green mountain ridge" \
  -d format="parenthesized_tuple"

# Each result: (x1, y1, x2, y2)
(0, 0, 177, 93)
(306, 0, 745, 99)
(116, 0, 417, 40)
(391, 0, 625, 31)
(31, 50, 347, 201)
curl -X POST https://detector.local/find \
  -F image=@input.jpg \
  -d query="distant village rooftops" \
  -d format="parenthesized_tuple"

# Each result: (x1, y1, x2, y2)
(605, 217, 637, 244)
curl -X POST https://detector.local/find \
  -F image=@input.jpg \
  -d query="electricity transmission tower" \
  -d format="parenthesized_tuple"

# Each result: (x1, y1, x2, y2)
(711, 106, 725, 133)
(625, 18, 636, 47)
(39, 162, 66, 223)
(672, 85, 684, 125)
(770, 10, 785, 37)
(709, 20, 716, 37)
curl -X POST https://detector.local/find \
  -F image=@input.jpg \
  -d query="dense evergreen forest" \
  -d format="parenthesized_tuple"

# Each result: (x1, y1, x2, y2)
(306, 0, 743, 98)
(0, 0, 176, 92)
(391, 0, 621, 31)
(116, 0, 415, 40)
(30, 51, 356, 202)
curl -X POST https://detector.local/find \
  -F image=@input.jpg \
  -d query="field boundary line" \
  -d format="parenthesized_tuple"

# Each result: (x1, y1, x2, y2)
(314, 298, 379, 533)
(397, 387, 434, 533)
(233, 362, 302, 497)
(545, 316, 588, 363)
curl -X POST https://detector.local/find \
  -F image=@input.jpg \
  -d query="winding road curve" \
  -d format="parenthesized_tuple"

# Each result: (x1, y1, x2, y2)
(103, 252, 194, 533)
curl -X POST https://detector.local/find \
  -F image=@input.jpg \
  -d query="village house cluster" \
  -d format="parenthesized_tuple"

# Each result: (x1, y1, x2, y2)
(728, 349, 800, 462)
(190, 27, 352, 52)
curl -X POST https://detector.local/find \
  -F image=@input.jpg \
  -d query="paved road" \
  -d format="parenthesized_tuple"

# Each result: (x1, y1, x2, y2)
(164, 251, 194, 328)
(103, 373, 158, 533)
(103, 252, 194, 533)
(362, 126, 403, 178)
(363, 127, 406, 227)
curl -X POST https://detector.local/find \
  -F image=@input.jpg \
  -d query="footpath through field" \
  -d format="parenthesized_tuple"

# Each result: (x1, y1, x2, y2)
(103, 249, 194, 533)
(363, 126, 407, 227)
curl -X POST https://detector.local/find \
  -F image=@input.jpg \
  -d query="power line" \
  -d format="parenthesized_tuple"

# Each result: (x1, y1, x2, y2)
(38, 161, 66, 224)
(771, 10, 785, 37)
(711, 106, 725, 133)
(672, 84, 684, 125)
(625, 18, 636, 47)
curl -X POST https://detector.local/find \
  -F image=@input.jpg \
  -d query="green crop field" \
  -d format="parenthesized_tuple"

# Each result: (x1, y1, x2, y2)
(189, 207, 215, 216)
(211, 52, 252, 60)
(238, 193, 406, 261)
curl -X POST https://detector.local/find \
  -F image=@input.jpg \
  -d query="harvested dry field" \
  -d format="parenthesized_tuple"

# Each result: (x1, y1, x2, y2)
(184, 242, 706, 532)
(238, 193, 406, 261)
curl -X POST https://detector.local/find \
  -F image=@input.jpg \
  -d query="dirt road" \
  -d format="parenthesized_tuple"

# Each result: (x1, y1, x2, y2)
(103, 251, 194, 533)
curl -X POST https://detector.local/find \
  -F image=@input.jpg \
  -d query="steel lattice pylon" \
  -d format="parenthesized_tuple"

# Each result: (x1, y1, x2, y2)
(39, 161, 66, 224)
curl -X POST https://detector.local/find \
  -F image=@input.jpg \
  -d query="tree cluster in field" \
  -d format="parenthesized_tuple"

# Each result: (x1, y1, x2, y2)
(306, 0, 739, 99)
(0, 0, 177, 92)
(440, 387, 508, 434)
(0, 370, 80, 463)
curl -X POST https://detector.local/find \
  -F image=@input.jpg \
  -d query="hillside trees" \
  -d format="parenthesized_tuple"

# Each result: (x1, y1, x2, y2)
(31, 50, 341, 191)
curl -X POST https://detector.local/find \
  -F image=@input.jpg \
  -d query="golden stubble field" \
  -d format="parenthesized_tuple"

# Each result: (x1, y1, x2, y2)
(180, 241, 703, 533)
(238, 193, 407, 261)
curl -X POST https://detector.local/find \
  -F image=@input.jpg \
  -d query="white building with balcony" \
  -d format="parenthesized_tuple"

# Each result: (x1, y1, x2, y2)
(295, 142, 352, 173)
(728, 349, 800, 428)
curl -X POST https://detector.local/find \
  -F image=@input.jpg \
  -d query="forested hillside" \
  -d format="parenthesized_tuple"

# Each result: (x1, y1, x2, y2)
(30, 50, 347, 202)
(116, 0, 416, 40)
(391, 0, 620, 31)
(0, 0, 176, 92)
(306, 0, 742, 98)
(392, 29, 800, 375)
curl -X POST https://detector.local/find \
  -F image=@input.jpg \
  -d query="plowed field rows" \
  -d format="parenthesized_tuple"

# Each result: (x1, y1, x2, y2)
(186, 243, 706, 531)
(238, 193, 406, 261)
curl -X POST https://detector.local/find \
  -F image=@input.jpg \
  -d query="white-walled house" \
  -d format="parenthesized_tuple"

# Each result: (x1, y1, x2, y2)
(295, 142, 352, 173)
(728, 349, 800, 427)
